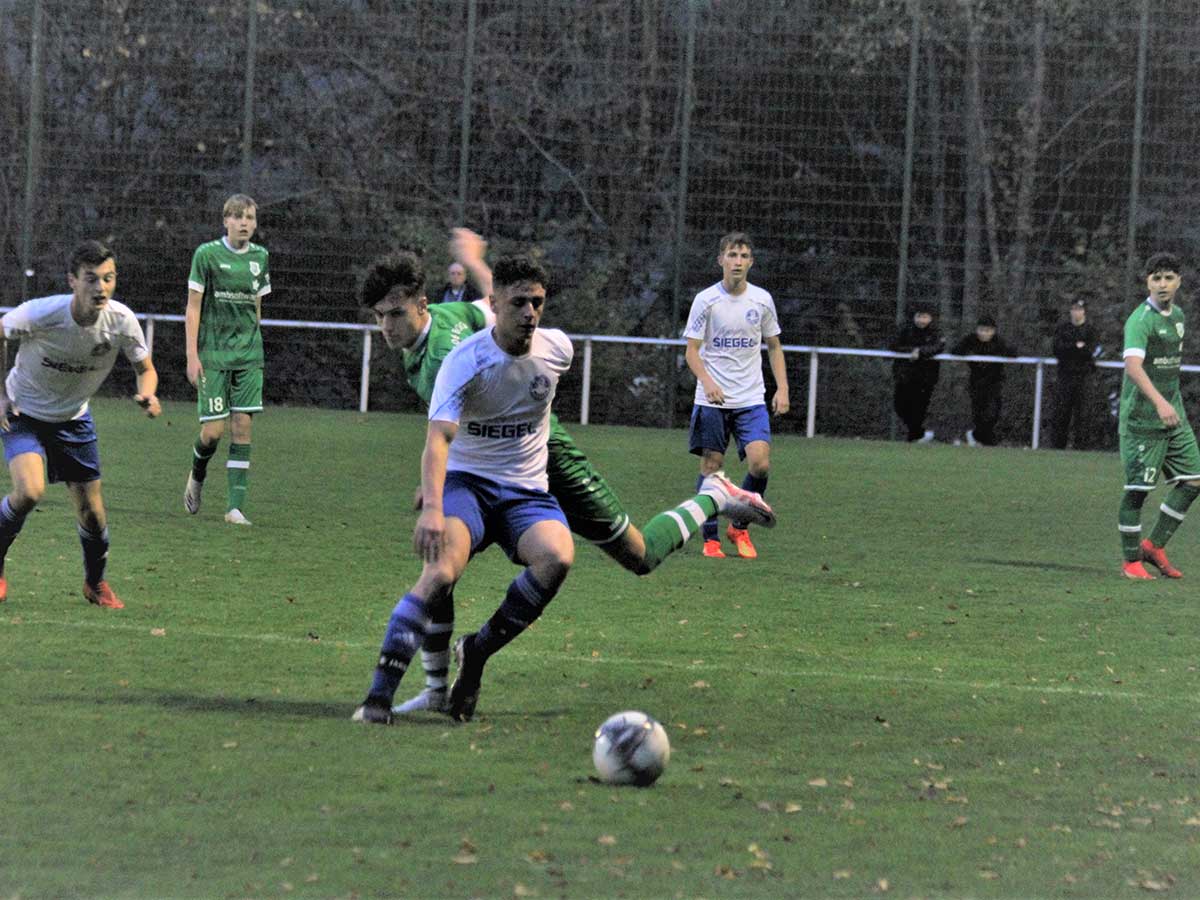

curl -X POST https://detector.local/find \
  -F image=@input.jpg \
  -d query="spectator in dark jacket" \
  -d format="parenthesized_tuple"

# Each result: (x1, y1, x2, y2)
(431, 262, 483, 304)
(1051, 299, 1100, 449)
(952, 314, 1016, 446)
(891, 304, 946, 442)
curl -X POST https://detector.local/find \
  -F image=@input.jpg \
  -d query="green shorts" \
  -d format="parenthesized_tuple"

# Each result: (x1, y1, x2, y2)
(547, 415, 631, 545)
(1119, 425, 1200, 491)
(197, 367, 264, 422)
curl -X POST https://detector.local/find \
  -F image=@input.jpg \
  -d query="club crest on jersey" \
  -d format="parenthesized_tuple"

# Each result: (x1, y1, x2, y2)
(91, 340, 112, 357)
(745, 308, 761, 325)
(249, 261, 261, 277)
(529, 374, 552, 401)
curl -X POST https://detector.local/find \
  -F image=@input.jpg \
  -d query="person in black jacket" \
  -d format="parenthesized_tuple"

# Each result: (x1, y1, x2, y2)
(952, 315, 1016, 446)
(891, 304, 946, 442)
(431, 261, 483, 304)
(1051, 299, 1100, 449)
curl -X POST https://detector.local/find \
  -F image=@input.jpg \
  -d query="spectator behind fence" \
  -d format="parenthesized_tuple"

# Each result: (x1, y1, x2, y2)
(951, 314, 1016, 446)
(891, 303, 946, 442)
(432, 261, 483, 304)
(1050, 298, 1101, 449)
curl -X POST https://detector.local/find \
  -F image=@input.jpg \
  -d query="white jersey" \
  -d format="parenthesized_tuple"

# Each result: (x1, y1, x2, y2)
(428, 326, 573, 491)
(2, 294, 149, 422)
(684, 281, 781, 409)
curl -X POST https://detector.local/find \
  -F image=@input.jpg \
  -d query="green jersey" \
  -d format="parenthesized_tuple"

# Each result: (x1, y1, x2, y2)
(402, 301, 489, 404)
(1119, 298, 1187, 435)
(188, 237, 271, 369)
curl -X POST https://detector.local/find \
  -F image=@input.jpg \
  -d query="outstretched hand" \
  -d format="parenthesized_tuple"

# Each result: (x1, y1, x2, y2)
(450, 227, 486, 265)
(134, 394, 162, 418)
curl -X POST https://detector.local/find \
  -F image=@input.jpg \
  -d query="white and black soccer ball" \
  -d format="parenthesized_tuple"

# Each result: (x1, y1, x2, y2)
(592, 710, 670, 786)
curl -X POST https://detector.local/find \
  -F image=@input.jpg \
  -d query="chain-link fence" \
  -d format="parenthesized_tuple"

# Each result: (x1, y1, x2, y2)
(4, 0, 1199, 431)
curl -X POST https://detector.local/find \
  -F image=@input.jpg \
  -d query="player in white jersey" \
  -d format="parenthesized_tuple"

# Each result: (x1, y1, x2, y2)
(0, 241, 161, 609)
(684, 232, 789, 560)
(353, 254, 575, 724)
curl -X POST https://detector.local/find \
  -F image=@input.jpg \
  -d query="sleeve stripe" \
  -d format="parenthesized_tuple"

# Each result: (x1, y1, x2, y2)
(1123, 347, 1146, 359)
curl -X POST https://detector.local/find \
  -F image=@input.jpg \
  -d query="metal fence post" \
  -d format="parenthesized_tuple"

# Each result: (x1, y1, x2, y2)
(1032, 360, 1045, 448)
(20, 0, 45, 301)
(895, 0, 921, 328)
(145, 316, 155, 355)
(806, 350, 819, 438)
(580, 339, 593, 425)
(1126, 0, 1150, 280)
(359, 331, 371, 413)
(457, 0, 477, 224)
(240, 0, 258, 192)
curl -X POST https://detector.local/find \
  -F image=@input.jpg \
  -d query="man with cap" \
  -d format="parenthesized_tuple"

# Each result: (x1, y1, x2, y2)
(890, 303, 946, 442)
(952, 314, 1016, 446)
(1051, 297, 1100, 449)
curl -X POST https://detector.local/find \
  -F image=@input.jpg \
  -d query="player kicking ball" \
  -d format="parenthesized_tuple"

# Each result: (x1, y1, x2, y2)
(354, 233, 774, 717)
(1117, 252, 1200, 580)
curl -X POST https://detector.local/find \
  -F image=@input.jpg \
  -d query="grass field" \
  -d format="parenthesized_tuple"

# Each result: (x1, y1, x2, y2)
(1, 398, 1198, 899)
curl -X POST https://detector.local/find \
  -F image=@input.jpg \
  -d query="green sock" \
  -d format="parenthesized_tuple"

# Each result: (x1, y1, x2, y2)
(1148, 483, 1200, 548)
(227, 442, 251, 512)
(1118, 489, 1149, 562)
(638, 495, 718, 573)
(192, 438, 218, 481)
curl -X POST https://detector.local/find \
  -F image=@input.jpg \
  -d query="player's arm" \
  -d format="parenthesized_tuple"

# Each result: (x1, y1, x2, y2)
(414, 419, 458, 562)
(131, 356, 162, 418)
(685, 337, 724, 405)
(765, 334, 789, 415)
(1124, 355, 1178, 428)
(450, 228, 493, 299)
(185, 288, 204, 385)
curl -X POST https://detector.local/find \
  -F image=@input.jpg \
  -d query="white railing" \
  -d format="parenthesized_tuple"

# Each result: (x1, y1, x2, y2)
(16, 309, 1193, 449)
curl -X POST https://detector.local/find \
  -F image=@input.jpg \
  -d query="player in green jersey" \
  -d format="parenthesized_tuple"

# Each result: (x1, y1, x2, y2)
(1117, 252, 1200, 580)
(357, 230, 775, 715)
(183, 194, 271, 526)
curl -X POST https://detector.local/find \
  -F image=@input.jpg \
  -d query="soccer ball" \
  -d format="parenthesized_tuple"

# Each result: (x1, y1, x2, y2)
(592, 710, 671, 786)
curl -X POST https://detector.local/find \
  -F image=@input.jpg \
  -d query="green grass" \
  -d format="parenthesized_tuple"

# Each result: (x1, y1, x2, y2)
(1, 398, 1198, 899)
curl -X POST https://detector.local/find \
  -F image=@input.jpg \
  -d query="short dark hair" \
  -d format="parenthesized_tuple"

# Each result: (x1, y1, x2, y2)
(1144, 252, 1181, 277)
(360, 250, 426, 308)
(493, 254, 549, 291)
(68, 240, 115, 275)
(719, 232, 753, 255)
(977, 314, 997, 328)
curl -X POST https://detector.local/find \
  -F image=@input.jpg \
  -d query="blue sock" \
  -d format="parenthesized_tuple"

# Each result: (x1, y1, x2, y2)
(473, 570, 556, 661)
(697, 473, 718, 541)
(0, 497, 30, 571)
(742, 471, 768, 497)
(77, 523, 110, 587)
(367, 593, 428, 702)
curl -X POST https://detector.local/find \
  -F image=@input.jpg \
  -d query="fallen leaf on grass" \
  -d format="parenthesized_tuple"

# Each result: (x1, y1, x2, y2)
(150, 628, 166, 637)
(808, 777, 827, 787)
(785, 803, 801, 813)
(597, 835, 616, 846)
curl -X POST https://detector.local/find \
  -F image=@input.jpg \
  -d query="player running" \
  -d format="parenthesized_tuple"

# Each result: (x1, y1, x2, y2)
(0, 240, 161, 609)
(1117, 252, 1200, 580)
(354, 254, 575, 723)
(356, 231, 775, 716)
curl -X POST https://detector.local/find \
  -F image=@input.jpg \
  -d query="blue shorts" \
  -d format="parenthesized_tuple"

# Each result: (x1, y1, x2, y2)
(688, 404, 772, 460)
(443, 470, 568, 562)
(2, 412, 101, 484)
